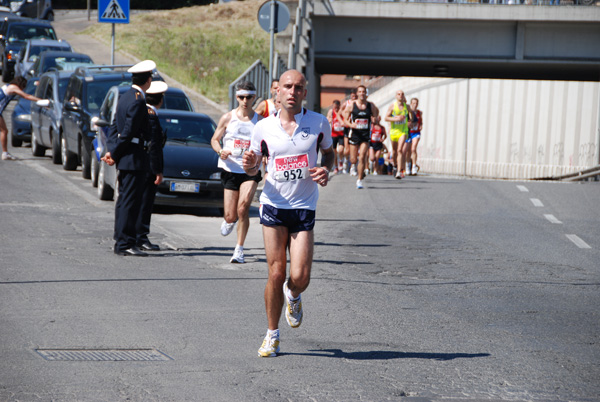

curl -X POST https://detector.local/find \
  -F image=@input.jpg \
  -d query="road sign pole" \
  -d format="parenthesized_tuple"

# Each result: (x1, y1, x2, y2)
(269, 0, 275, 80)
(111, 23, 115, 65)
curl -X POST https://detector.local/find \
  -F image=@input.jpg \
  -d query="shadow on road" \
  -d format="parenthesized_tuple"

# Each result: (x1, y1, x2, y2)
(282, 349, 491, 361)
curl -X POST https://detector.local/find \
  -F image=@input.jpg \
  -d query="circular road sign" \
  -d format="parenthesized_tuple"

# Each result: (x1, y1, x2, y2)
(257, 0, 290, 34)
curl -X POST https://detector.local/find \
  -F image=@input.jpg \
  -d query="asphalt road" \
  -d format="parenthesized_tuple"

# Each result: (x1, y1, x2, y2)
(1, 9, 600, 402)
(1, 136, 599, 401)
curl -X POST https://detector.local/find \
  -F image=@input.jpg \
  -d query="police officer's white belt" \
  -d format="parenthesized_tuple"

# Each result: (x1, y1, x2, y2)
(131, 137, 140, 144)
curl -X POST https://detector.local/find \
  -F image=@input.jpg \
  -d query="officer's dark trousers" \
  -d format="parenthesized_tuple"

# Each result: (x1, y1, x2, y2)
(136, 172, 158, 245)
(114, 170, 145, 251)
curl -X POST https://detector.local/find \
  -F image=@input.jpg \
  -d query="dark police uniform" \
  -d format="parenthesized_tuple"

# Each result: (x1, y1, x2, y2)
(107, 85, 151, 254)
(136, 104, 165, 248)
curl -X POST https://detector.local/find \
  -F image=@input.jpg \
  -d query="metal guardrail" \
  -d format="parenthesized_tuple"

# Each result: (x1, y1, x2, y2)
(228, 54, 288, 111)
(535, 165, 600, 181)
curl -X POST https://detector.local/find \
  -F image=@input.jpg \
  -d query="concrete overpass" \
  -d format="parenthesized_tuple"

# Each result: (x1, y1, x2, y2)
(282, 1, 600, 179)
(310, 2, 600, 81)
(285, 1, 600, 109)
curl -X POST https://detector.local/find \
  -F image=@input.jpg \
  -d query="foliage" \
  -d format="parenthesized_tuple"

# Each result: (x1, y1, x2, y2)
(83, 0, 269, 104)
(54, 0, 218, 10)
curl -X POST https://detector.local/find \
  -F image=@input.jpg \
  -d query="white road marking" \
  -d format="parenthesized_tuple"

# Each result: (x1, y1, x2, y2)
(0, 203, 49, 208)
(530, 198, 544, 207)
(544, 214, 563, 224)
(566, 234, 591, 249)
(516, 185, 529, 192)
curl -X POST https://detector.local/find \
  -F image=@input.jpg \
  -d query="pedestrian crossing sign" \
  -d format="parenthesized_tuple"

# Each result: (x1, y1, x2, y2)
(98, 0, 130, 24)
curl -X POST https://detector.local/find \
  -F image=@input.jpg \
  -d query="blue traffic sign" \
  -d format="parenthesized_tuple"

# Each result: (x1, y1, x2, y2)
(98, 0, 130, 24)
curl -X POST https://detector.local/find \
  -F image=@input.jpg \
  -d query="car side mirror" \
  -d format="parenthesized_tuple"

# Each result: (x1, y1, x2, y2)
(36, 99, 50, 107)
(94, 118, 110, 128)
(64, 101, 80, 112)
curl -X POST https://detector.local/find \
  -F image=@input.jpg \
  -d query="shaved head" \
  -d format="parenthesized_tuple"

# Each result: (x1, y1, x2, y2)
(277, 69, 307, 114)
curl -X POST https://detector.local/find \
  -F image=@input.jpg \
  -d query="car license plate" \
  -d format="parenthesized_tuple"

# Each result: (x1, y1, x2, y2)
(170, 182, 200, 193)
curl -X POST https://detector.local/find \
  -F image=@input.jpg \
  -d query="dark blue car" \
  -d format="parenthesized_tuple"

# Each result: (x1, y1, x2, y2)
(94, 107, 222, 211)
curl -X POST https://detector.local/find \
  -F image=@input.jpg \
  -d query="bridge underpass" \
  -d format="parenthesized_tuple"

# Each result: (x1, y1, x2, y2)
(305, 2, 600, 87)
(287, 1, 600, 178)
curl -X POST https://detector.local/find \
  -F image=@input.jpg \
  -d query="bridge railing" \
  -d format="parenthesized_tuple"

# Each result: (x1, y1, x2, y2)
(228, 53, 288, 110)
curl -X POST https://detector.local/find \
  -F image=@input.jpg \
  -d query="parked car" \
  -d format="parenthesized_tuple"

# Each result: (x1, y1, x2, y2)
(60, 65, 161, 179)
(91, 84, 197, 198)
(3, 0, 54, 21)
(27, 50, 93, 79)
(9, 75, 37, 146)
(14, 38, 70, 78)
(0, 16, 56, 82)
(94, 109, 222, 210)
(29, 70, 70, 162)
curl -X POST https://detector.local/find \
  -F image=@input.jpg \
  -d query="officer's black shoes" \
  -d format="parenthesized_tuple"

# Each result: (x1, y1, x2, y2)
(138, 241, 160, 251)
(114, 246, 148, 257)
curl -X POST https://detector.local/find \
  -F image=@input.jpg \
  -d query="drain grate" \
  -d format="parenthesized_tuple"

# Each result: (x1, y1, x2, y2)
(36, 348, 172, 361)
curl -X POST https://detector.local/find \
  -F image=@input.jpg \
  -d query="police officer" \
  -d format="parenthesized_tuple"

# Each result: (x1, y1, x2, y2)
(102, 60, 155, 256)
(136, 81, 167, 251)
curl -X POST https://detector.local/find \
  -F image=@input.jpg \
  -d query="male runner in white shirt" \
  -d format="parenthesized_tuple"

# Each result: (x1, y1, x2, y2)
(243, 69, 334, 357)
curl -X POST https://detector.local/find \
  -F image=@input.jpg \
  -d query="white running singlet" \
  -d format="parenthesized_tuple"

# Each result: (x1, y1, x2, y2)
(218, 110, 260, 174)
(250, 108, 332, 210)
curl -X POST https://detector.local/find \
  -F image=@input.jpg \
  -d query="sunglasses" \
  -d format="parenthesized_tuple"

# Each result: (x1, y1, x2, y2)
(237, 95, 254, 100)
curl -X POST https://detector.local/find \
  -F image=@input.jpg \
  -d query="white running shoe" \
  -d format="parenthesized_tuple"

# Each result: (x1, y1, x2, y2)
(373, 171, 378, 176)
(350, 165, 357, 176)
(356, 179, 364, 189)
(395, 172, 402, 180)
(283, 280, 303, 328)
(1, 152, 17, 161)
(230, 248, 244, 263)
(342, 161, 348, 174)
(258, 333, 280, 357)
(220, 220, 236, 236)
(412, 165, 418, 175)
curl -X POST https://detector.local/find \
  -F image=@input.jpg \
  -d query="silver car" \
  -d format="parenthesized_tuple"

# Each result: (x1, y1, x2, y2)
(14, 38, 71, 78)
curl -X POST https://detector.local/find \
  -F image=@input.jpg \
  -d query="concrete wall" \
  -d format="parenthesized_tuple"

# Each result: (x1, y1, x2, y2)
(368, 77, 600, 179)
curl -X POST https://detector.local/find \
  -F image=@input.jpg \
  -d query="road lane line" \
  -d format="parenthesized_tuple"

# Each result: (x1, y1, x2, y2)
(544, 214, 563, 224)
(530, 198, 544, 207)
(566, 234, 591, 249)
(516, 185, 529, 192)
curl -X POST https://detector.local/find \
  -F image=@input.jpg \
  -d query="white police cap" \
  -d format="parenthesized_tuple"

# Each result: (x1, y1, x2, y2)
(147, 81, 168, 95)
(127, 59, 156, 74)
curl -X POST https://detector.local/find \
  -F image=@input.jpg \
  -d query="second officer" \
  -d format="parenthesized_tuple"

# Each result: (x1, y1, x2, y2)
(136, 80, 168, 251)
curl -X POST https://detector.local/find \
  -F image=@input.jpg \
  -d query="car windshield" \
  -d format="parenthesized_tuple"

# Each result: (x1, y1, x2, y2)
(162, 94, 193, 112)
(8, 25, 56, 43)
(160, 116, 216, 145)
(86, 80, 131, 113)
(41, 55, 93, 73)
(29, 45, 70, 61)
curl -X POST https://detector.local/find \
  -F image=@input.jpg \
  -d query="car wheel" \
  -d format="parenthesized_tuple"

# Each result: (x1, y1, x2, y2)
(11, 131, 22, 147)
(81, 141, 91, 179)
(61, 135, 77, 171)
(98, 162, 114, 201)
(91, 150, 99, 188)
(45, 11, 54, 21)
(31, 130, 46, 157)
(51, 129, 61, 164)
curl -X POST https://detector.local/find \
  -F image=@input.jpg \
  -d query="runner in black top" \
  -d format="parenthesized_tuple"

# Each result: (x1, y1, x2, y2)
(342, 85, 379, 189)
